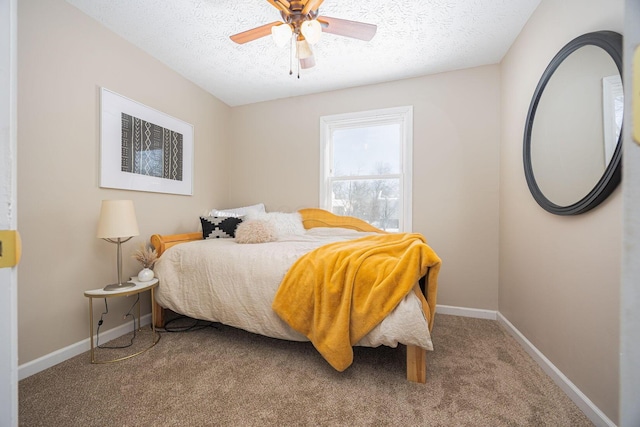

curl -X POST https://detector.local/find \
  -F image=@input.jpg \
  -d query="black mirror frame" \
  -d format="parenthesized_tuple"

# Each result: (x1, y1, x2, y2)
(523, 30, 623, 215)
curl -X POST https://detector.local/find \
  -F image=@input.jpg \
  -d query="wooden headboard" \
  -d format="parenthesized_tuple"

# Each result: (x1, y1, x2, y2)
(150, 232, 202, 257)
(298, 208, 385, 233)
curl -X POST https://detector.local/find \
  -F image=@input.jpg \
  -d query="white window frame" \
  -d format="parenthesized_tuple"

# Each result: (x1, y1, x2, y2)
(319, 106, 413, 231)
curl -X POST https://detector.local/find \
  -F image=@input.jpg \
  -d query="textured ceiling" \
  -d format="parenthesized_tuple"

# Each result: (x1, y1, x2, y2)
(65, 0, 540, 107)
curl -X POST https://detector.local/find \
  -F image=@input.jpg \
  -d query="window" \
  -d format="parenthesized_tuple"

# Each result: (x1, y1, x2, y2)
(320, 106, 413, 232)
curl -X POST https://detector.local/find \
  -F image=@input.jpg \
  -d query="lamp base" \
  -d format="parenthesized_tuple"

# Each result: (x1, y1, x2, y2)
(103, 282, 136, 292)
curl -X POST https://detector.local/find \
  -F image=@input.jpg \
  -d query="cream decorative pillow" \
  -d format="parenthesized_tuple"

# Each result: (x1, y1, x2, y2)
(244, 211, 306, 238)
(234, 220, 277, 244)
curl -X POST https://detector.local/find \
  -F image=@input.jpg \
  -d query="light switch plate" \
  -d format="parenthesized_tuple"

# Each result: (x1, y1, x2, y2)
(0, 230, 21, 268)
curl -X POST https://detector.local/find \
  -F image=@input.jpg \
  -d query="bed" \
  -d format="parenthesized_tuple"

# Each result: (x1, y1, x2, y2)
(150, 208, 441, 383)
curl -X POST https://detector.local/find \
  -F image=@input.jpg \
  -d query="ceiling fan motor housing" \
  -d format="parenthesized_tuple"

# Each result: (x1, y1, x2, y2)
(281, 8, 318, 32)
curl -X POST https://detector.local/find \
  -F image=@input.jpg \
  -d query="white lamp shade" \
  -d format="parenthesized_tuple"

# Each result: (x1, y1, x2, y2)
(271, 24, 293, 48)
(300, 20, 322, 45)
(300, 55, 316, 69)
(296, 39, 313, 59)
(96, 200, 140, 239)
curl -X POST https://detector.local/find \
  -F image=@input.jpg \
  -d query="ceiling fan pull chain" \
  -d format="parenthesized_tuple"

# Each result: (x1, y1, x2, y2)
(289, 36, 293, 75)
(295, 37, 300, 78)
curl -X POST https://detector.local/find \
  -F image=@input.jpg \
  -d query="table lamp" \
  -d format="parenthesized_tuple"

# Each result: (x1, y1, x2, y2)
(97, 199, 140, 291)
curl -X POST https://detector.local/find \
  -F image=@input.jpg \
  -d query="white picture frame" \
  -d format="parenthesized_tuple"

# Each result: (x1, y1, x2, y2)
(100, 87, 194, 195)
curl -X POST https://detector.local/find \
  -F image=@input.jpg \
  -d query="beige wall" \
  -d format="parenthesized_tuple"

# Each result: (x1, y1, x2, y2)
(229, 67, 501, 312)
(17, 0, 231, 363)
(500, 0, 623, 423)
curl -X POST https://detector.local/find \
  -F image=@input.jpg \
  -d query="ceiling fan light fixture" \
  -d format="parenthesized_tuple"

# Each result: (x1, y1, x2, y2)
(300, 56, 316, 69)
(296, 38, 313, 59)
(271, 23, 293, 47)
(300, 19, 322, 44)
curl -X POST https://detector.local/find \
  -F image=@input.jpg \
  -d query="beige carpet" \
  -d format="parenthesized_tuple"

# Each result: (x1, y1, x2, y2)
(19, 314, 593, 426)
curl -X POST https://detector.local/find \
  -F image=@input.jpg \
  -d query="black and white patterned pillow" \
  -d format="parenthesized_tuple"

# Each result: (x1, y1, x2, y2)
(199, 216, 243, 239)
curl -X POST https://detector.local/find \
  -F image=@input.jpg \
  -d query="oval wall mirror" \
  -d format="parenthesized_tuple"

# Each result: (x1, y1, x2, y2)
(523, 31, 623, 215)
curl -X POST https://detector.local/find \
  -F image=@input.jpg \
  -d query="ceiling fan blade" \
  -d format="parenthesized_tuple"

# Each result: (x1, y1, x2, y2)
(230, 21, 281, 44)
(266, 0, 291, 15)
(301, 0, 324, 15)
(317, 16, 377, 41)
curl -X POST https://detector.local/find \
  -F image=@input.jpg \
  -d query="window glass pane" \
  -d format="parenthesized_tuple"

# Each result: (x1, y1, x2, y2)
(332, 124, 400, 177)
(320, 106, 412, 231)
(331, 178, 400, 231)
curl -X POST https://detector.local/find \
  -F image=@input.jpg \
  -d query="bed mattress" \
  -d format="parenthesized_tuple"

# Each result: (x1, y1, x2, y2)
(154, 227, 433, 350)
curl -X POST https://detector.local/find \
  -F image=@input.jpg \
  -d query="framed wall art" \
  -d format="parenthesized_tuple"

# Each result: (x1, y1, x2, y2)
(100, 87, 194, 195)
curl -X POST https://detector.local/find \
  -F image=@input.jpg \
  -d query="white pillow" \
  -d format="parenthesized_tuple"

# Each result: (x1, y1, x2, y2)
(245, 211, 306, 238)
(209, 203, 266, 218)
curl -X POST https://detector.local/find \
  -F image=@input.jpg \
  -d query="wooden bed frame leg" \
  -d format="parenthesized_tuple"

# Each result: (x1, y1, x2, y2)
(406, 345, 427, 383)
(153, 299, 165, 328)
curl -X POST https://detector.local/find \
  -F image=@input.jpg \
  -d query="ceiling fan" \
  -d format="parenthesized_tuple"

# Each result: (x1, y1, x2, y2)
(230, 0, 377, 71)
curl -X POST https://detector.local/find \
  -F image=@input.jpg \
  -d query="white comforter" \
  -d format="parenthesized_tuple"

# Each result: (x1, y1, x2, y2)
(154, 227, 433, 350)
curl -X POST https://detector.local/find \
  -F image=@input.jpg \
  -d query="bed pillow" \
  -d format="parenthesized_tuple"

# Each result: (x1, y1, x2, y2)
(245, 211, 305, 238)
(234, 220, 277, 244)
(208, 203, 266, 218)
(200, 216, 243, 239)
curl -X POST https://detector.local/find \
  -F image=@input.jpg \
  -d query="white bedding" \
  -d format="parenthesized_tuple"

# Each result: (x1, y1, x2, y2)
(154, 227, 433, 351)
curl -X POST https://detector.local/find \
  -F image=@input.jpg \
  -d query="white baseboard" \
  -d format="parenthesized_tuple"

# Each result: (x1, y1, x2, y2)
(18, 314, 151, 381)
(436, 306, 614, 427)
(436, 304, 497, 320)
(496, 312, 615, 427)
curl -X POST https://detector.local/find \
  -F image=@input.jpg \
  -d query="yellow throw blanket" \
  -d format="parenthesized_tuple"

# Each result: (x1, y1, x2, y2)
(272, 233, 442, 372)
